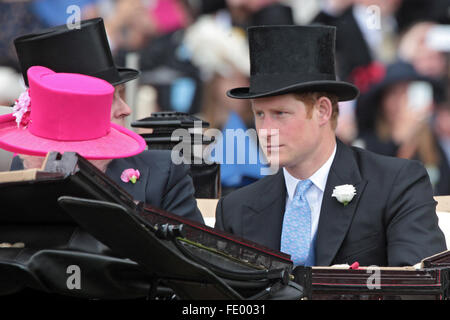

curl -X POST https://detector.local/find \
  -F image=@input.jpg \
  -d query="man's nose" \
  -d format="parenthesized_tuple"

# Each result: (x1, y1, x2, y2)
(114, 98, 132, 119)
(258, 123, 279, 143)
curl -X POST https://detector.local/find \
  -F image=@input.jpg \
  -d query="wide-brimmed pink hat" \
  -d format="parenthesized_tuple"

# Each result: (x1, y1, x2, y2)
(0, 66, 146, 160)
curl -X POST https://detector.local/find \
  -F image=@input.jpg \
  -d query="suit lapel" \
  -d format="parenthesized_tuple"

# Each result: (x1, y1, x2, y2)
(105, 157, 149, 203)
(242, 170, 287, 250)
(315, 140, 367, 266)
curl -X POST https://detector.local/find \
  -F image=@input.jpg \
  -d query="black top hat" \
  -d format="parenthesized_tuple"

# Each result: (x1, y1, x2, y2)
(14, 18, 139, 87)
(227, 25, 359, 101)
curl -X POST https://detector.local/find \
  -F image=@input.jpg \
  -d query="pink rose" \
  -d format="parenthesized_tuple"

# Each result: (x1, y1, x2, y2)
(12, 90, 31, 128)
(20, 111, 31, 128)
(120, 168, 140, 184)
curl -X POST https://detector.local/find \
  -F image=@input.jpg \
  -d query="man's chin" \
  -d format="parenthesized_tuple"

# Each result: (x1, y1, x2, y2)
(265, 153, 287, 168)
(111, 118, 127, 128)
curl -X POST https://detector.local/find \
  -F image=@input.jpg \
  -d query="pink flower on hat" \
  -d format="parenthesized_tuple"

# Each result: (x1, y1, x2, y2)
(121, 168, 140, 184)
(12, 89, 31, 128)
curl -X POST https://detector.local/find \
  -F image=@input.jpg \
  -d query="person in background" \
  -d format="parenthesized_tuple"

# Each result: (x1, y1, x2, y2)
(1, 65, 145, 174)
(30, 0, 96, 27)
(355, 61, 450, 195)
(136, 0, 203, 115)
(10, 18, 203, 223)
(183, 15, 267, 192)
(313, 0, 403, 83)
(311, 0, 403, 149)
(0, 67, 22, 107)
(0, 67, 22, 172)
(397, 21, 449, 85)
(433, 86, 450, 192)
(0, 0, 44, 71)
(225, 0, 294, 27)
(215, 25, 446, 267)
(83, 0, 157, 53)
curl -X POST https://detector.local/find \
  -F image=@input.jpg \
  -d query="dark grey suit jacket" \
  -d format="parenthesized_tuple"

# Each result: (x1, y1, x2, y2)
(11, 150, 204, 224)
(215, 140, 447, 267)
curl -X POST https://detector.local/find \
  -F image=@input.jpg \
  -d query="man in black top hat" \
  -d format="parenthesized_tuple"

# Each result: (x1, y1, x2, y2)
(14, 17, 140, 128)
(11, 18, 203, 223)
(215, 25, 446, 267)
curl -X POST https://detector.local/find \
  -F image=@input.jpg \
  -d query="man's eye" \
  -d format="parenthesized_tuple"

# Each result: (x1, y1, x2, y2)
(115, 85, 125, 97)
(255, 111, 264, 118)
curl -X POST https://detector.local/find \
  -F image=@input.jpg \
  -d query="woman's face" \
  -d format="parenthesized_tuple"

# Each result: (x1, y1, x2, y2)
(435, 106, 450, 138)
(381, 82, 409, 125)
(214, 70, 250, 113)
(402, 23, 448, 78)
(413, 45, 447, 79)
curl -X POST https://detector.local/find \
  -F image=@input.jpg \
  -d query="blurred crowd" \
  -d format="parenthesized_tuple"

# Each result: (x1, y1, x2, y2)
(1, 0, 450, 195)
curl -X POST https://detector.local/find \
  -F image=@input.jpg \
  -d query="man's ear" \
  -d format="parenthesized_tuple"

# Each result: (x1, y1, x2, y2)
(315, 96, 333, 126)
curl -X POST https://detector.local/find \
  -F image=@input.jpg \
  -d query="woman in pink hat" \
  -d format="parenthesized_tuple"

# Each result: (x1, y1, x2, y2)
(1, 66, 203, 223)
(10, 19, 203, 223)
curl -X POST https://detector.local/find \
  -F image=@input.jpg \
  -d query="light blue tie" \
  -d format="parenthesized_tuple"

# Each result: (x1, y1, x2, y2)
(281, 179, 314, 266)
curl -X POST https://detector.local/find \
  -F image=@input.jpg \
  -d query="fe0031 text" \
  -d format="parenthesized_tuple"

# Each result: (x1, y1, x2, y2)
(226, 304, 265, 315)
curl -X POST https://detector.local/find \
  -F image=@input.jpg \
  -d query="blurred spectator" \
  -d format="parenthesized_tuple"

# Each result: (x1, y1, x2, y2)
(314, 0, 354, 21)
(31, 0, 96, 27)
(137, 0, 293, 117)
(178, 0, 227, 20)
(313, 0, 403, 83)
(0, 0, 44, 71)
(434, 88, 450, 185)
(312, 0, 406, 152)
(84, 0, 190, 120)
(225, 0, 294, 28)
(396, 0, 450, 31)
(0, 105, 14, 172)
(355, 61, 450, 195)
(137, 0, 202, 114)
(431, 0, 450, 24)
(183, 15, 251, 128)
(183, 15, 269, 192)
(0, 0, 43, 173)
(83, 0, 157, 53)
(284, 0, 321, 25)
(398, 21, 450, 87)
(0, 67, 23, 106)
(334, 100, 359, 145)
(137, 0, 293, 116)
(151, 0, 191, 34)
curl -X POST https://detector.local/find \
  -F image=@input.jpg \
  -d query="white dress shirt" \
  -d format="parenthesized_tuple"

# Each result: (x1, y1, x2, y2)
(283, 144, 337, 242)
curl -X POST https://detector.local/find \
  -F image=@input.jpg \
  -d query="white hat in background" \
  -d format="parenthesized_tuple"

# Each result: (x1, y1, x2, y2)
(183, 15, 250, 80)
(0, 67, 23, 106)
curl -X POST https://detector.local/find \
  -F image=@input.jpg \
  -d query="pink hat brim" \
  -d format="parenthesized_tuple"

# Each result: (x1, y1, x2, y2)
(0, 113, 146, 160)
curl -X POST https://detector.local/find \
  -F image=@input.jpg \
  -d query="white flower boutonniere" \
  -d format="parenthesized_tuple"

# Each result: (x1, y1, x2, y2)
(332, 184, 356, 206)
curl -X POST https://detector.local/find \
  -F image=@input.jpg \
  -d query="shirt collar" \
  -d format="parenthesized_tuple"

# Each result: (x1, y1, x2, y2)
(283, 144, 337, 201)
